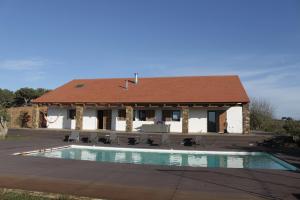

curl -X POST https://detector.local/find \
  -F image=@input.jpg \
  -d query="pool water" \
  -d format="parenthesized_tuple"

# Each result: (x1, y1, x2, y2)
(28, 145, 297, 170)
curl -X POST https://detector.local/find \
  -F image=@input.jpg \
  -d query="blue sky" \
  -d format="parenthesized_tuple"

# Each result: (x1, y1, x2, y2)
(0, 0, 299, 118)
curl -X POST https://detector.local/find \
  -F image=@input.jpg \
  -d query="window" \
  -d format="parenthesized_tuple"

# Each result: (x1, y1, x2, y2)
(172, 110, 181, 121)
(163, 110, 181, 121)
(68, 109, 76, 120)
(138, 110, 147, 121)
(118, 109, 126, 120)
(137, 110, 155, 121)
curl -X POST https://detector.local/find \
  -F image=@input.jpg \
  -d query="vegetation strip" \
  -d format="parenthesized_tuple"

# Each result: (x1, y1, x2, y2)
(0, 188, 104, 200)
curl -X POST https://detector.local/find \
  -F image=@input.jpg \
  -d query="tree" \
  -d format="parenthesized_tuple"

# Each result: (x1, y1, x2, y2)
(35, 88, 51, 97)
(0, 106, 9, 138)
(14, 87, 50, 106)
(0, 106, 9, 122)
(250, 98, 275, 131)
(15, 88, 36, 106)
(0, 89, 15, 108)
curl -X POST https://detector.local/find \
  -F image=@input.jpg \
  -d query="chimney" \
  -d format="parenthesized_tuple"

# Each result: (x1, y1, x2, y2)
(134, 73, 138, 84)
(125, 80, 128, 90)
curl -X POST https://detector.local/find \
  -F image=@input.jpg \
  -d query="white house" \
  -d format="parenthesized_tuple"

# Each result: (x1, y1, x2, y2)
(32, 75, 250, 134)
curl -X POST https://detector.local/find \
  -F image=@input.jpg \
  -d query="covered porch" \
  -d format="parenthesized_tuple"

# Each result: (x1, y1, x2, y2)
(32, 102, 250, 134)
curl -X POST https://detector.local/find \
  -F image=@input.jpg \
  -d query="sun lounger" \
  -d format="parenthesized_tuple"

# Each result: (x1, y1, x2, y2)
(128, 137, 138, 145)
(161, 133, 170, 145)
(99, 132, 119, 144)
(67, 131, 80, 142)
(147, 135, 161, 146)
(88, 132, 98, 143)
(139, 133, 148, 144)
(182, 138, 195, 146)
(195, 136, 202, 146)
(109, 132, 119, 144)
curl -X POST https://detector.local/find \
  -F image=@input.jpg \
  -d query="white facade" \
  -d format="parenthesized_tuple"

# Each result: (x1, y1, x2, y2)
(47, 106, 76, 129)
(82, 108, 98, 130)
(46, 105, 244, 134)
(188, 108, 207, 133)
(226, 106, 243, 133)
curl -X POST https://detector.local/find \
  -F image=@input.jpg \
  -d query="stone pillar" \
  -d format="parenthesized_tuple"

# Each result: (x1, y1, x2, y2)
(242, 103, 250, 134)
(182, 107, 189, 134)
(125, 106, 133, 132)
(75, 105, 83, 130)
(32, 104, 40, 129)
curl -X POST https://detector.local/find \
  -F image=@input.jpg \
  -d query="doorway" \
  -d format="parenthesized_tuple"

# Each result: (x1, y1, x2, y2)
(97, 110, 112, 130)
(207, 110, 227, 133)
(208, 111, 217, 132)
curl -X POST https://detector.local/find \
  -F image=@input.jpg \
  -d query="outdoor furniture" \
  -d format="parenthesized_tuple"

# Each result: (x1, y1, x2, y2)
(161, 133, 170, 145)
(88, 132, 98, 143)
(147, 135, 161, 146)
(141, 124, 170, 133)
(110, 132, 119, 144)
(81, 137, 89, 143)
(182, 138, 194, 146)
(99, 132, 119, 144)
(128, 137, 138, 145)
(139, 133, 148, 144)
(195, 136, 202, 146)
(98, 137, 109, 144)
(67, 131, 80, 142)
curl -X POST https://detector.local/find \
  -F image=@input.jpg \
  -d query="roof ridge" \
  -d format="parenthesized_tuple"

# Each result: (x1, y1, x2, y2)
(72, 75, 239, 81)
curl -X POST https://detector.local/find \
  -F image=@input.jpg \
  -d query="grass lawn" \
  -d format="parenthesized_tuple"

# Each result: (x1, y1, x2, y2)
(0, 189, 87, 200)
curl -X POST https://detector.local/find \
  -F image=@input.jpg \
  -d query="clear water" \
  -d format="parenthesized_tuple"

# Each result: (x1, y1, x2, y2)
(29, 146, 297, 170)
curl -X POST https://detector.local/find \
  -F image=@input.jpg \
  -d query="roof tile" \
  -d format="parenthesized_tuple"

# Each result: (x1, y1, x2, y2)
(33, 75, 249, 103)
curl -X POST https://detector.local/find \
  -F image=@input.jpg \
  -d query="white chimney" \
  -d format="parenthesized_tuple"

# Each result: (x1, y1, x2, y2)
(134, 73, 138, 84)
(125, 80, 128, 90)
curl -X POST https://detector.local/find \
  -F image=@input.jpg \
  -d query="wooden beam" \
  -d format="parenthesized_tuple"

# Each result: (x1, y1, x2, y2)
(192, 105, 204, 108)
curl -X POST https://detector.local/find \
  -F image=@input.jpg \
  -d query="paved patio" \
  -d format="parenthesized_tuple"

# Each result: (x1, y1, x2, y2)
(0, 129, 299, 200)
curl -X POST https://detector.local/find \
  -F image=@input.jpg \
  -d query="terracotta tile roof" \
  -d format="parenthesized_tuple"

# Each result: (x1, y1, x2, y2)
(33, 75, 249, 104)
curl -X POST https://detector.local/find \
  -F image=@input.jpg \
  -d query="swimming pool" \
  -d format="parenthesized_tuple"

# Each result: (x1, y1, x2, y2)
(18, 145, 297, 170)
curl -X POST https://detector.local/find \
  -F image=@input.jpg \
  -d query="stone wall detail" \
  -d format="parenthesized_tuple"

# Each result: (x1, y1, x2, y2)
(182, 107, 189, 134)
(32, 104, 40, 129)
(7, 106, 47, 128)
(75, 105, 83, 130)
(242, 103, 250, 134)
(125, 106, 133, 132)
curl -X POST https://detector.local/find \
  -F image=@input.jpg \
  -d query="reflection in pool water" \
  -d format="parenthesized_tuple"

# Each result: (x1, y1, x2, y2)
(32, 146, 297, 170)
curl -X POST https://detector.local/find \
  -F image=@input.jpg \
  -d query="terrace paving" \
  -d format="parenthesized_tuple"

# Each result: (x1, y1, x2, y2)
(0, 129, 299, 200)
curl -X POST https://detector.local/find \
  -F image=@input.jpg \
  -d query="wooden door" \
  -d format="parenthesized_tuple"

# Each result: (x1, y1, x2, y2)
(103, 110, 112, 130)
(218, 110, 227, 133)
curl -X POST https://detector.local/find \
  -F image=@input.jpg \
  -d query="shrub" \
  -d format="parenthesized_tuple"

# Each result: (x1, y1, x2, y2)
(250, 98, 274, 130)
(283, 119, 300, 136)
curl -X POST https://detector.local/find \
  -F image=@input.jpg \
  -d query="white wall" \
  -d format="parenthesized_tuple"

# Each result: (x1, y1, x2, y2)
(47, 106, 75, 129)
(82, 108, 97, 130)
(188, 108, 207, 133)
(226, 106, 243, 134)
(159, 109, 182, 133)
(165, 120, 182, 133)
(113, 109, 126, 131)
(47, 106, 243, 133)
